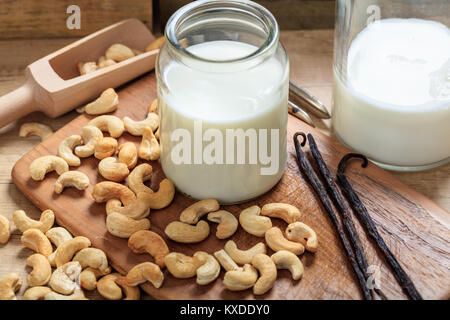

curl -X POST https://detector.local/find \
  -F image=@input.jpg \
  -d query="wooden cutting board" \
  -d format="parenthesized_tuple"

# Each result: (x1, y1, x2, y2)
(11, 72, 450, 300)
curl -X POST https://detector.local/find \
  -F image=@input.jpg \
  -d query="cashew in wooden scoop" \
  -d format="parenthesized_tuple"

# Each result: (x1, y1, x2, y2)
(0, 273, 22, 300)
(223, 264, 258, 291)
(29, 155, 69, 181)
(13, 209, 54, 233)
(122, 262, 164, 288)
(239, 205, 272, 237)
(180, 199, 220, 224)
(207, 210, 238, 239)
(75, 125, 103, 158)
(224, 240, 266, 265)
(261, 203, 302, 224)
(57, 135, 83, 166)
(0, 214, 10, 244)
(271, 250, 304, 280)
(19, 122, 53, 140)
(21, 228, 53, 257)
(164, 220, 210, 243)
(26, 253, 52, 286)
(82, 88, 119, 115)
(265, 227, 305, 255)
(285, 222, 318, 252)
(128, 230, 169, 268)
(78, 61, 97, 75)
(54, 171, 90, 194)
(105, 43, 135, 62)
(88, 115, 124, 138)
(251, 253, 277, 295)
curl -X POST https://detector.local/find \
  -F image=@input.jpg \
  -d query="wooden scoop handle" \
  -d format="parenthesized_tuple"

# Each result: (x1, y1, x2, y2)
(0, 82, 37, 129)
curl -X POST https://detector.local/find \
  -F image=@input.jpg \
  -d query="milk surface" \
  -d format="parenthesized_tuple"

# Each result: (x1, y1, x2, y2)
(333, 19, 450, 168)
(158, 41, 289, 203)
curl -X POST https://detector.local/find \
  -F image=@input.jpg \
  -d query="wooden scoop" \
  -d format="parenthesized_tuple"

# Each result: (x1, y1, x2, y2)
(0, 19, 159, 129)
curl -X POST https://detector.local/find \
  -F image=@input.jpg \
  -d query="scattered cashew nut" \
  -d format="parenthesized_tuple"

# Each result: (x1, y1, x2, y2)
(21, 228, 53, 257)
(251, 253, 277, 295)
(45, 227, 73, 248)
(271, 250, 304, 280)
(285, 222, 318, 253)
(138, 126, 160, 160)
(23, 286, 52, 300)
(92, 181, 136, 206)
(164, 220, 209, 243)
(123, 112, 159, 136)
(45, 288, 86, 300)
(239, 206, 272, 237)
(223, 264, 258, 291)
(128, 230, 169, 268)
(0, 214, 10, 244)
(0, 273, 22, 300)
(105, 43, 135, 62)
(265, 227, 305, 255)
(261, 203, 302, 224)
(137, 178, 175, 209)
(73, 248, 109, 271)
(115, 276, 141, 300)
(88, 115, 124, 138)
(74, 125, 103, 157)
(224, 240, 266, 265)
(54, 236, 91, 267)
(54, 171, 90, 194)
(13, 209, 54, 233)
(83, 88, 119, 115)
(57, 135, 83, 166)
(147, 99, 158, 114)
(106, 212, 150, 238)
(94, 137, 118, 160)
(19, 122, 53, 140)
(118, 142, 137, 169)
(122, 262, 164, 288)
(180, 199, 220, 224)
(127, 163, 153, 194)
(80, 267, 111, 291)
(29, 155, 69, 181)
(213, 249, 239, 272)
(49, 261, 82, 295)
(97, 273, 122, 300)
(164, 252, 207, 279)
(207, 210, 238, 239)
(26, 253, 52, 286)
(98, 157, 129, 182)
(195, 252, 220, 285)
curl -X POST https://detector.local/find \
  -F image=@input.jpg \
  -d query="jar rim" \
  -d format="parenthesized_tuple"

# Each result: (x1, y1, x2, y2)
(164, 0, 279, 65)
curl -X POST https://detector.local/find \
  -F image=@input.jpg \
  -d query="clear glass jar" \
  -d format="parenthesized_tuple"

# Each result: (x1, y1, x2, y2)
(333, 0, 450, 171)
(156, 0, 289, 204)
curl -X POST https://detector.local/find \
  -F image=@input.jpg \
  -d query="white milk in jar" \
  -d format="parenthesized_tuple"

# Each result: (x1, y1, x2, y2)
(333, 18, 450, 170)
(158, 40, 289, 204)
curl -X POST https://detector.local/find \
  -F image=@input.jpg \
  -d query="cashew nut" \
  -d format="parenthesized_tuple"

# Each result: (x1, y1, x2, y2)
(261, 203, 302, 224)
(118, 142, 137, 169)
(122, 262, 164, 288)
(73, 248, 109, 271)
(147, 99, 158, 114)
(128, 163, 153, 194)
(92, 181, 136, 206)
(164, 252, 207, 279)
(49, 261, 82, 295)
(83, 88, 119, 115)
(123, 112, 159, 136)
(145, 36, 165, 52)
(98, 157, 129, 182)
(79, 267, 111, 291)
(207, 210, 238, 239)
(108, 191, 153, 219)
(13, 209, 54, 233)
(26, 253, 52, 286)
(45, 227, 73, 248)
(138, 178, 175, 209)
(45, 288, 86, 300)
(88, 115, 124, 138)
(74, 125, 103, 158)
(78, 61, 97, 75)
(128, 230, 169, 268)
(105, 43, 135, 62)
(195, 252, 220, 285)
(106, 212, 150, 238)
(54, 236, 91, 267)
(164, 220, 209, 243)
(54, 171, 90, 194)
(180, 199, 220, 224)
(251, 253, 277, 295)
(97, 273, 122, 300)
(271, 250, 304, 280)
(224, 240, 266, 265)
(115, 276, 141, 300)
(98, 55, 116, 68)
(29, 155, 69, 181)
(285, 222, 318, 252)
(0, 214, 10, 244)
(94, 137, 118, 160)
(19, 122, 53, 140)
(23, 286, 52, 300)
(213, 249, 239, 271)
(265, 227, 305, 255)
(0, 273, 22, 300)
(21, 228, 53, 257)
(239, 206, 272, 237)
(57, 135, 83, 166)
(223, 264, 258, 291)
(138, 126, 160, 160)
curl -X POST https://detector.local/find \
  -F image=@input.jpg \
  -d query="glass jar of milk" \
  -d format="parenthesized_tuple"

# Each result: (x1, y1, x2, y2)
(333, 0, 450, 171)
(156, 0, 289, 204)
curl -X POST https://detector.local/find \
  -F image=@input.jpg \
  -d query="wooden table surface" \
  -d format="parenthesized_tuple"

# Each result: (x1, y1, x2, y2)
(0, 30, 448, 300)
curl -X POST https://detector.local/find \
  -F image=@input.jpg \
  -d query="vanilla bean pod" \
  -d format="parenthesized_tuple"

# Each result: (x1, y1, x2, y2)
(336, 154, 423, 300)
(293, 133, 371, 300)
(307, 134, 387, 300)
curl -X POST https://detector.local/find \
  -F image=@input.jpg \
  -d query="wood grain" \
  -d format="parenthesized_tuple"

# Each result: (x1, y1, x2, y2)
(11, 72, 450, 300)
(0, 0, 153, 40)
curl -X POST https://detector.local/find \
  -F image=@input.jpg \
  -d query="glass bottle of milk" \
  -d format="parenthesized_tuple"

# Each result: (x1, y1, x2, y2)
(156, 0, 289, 204)
(333, 0, 450, 171)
